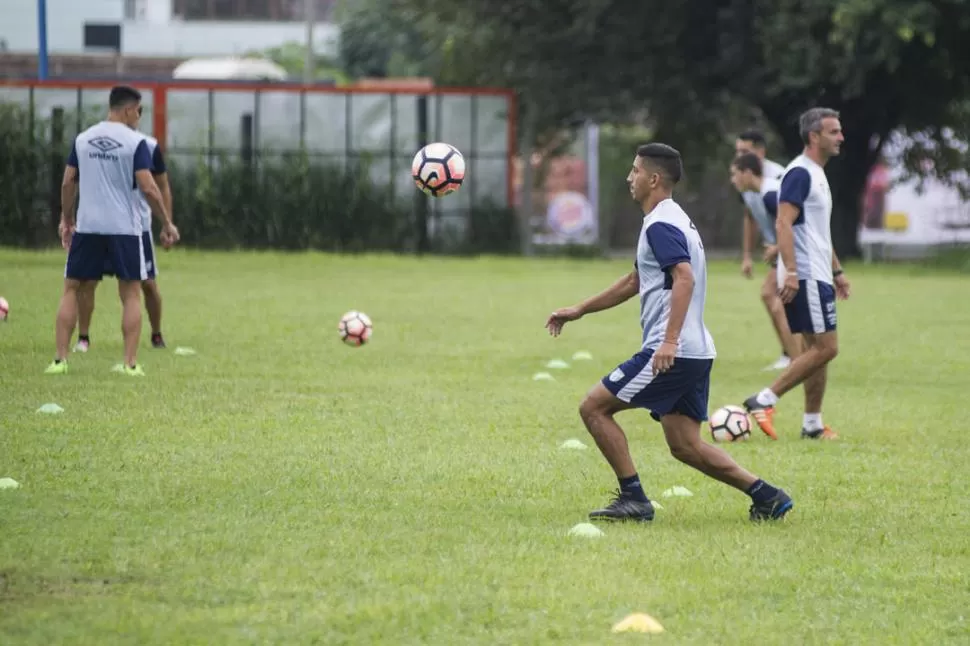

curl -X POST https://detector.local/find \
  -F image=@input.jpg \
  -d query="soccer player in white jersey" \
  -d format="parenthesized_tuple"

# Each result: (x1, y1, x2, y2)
(734, 130, 793, 370)
(730, 152, 801, 367)
(48, 86, 179, 376)
(743, 108, 851, 440)
(546, 143, 793, 523)
(74, 132, 172, 353)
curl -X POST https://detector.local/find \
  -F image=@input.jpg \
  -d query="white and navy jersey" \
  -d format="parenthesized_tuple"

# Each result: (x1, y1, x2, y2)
(136, 135, 167, 232)
(776, 154, 833, 285)
(741, 176, 781, 245)
(67, 121, 151, 236)
(635, 199, 716, 359)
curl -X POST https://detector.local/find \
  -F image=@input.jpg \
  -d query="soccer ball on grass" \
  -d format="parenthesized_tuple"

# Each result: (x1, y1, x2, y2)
(709, 405, 752, 442)
(411, 143, 465, 197)
(339, 311, 372, 347)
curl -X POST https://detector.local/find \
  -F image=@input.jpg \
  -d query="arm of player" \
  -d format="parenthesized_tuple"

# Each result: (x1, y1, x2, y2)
(154, 171, 175, 247)
(136, 170, 168, 223)
(775, 204, 797, 274)
(776, 167, 811, 303)
(151, 144, 174, 224)
(741, 209, 756, 278)
(831, 250, 850, 299)
(134, 140, 179, 245)
(663, 262, 693, 344)
(545, 271, 637, 336)
(646, 222, 692, 373)
(58, 142, 79, 248)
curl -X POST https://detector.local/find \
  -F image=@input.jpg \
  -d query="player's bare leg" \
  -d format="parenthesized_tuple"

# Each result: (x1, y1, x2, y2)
(760, 271, 800, 367)
(661, 413, 757, 490)
(800, 333, 838, 439)
(75, 281, 97, 352)
(48, 279, 83, 373)
(579, 384, 654, 522)
(142, 279, 165, 347)
(118, 279, 143, 369)
(745, 330, 838, 439)
(771, 330, 837, 397)
(661, 413, 792, 520)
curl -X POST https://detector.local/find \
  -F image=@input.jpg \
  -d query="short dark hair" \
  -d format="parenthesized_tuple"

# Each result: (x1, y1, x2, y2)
(636, 143, 683, 185)
(731, 151, 763, 176)
(737, 129, 767, 148)
(109, 85, 142, 110)
(799, 107, 840, 144)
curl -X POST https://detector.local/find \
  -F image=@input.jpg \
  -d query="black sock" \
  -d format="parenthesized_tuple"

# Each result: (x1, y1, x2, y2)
(618, 474, 649, 502)
(747, 479, 779, 504)
(79, 334, 89, 342)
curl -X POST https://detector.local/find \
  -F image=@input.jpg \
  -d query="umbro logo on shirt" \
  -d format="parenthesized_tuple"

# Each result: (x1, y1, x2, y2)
(90, 136, 123, 152)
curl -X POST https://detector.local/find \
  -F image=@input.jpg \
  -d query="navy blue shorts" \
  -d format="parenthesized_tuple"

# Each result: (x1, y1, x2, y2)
(65, 232, 146, 282)
(785, 279, 836, 334)
(99, 232, 156, 280)
(602, 349, 713, 422)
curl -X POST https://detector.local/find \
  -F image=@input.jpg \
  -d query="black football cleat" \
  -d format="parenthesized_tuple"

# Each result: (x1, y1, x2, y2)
(589, 490, 655, 522)
(749, 489, 794, 522)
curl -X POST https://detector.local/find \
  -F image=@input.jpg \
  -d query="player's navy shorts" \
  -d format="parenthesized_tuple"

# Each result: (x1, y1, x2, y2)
(785, 279, 836, 334)
(602, 349, 713, 422)
(97, 231, 157, 280)
(65, 232, 147, 282)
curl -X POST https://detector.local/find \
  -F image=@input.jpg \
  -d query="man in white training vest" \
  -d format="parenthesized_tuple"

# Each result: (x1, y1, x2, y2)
(74, 132, 173, 353)
(48, 85, 179, 376)
(743, 107, 851, 440)
(546, 143, 793, 524)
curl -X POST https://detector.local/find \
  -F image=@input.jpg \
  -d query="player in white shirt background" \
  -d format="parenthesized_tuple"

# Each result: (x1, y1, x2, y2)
(729, 151, 802, 372)
(49, 86, 179, 376)
(546, 143, 793, 524)
(733, 130, 797, 371)
(74, 133, 173, 353)
(744, 108, 851, 440)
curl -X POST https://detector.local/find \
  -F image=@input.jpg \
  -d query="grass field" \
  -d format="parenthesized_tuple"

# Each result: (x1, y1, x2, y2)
(1, 248, 969, 645)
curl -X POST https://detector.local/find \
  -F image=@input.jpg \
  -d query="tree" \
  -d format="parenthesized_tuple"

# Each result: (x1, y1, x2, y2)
(246, 42, 349, 83)
(336, 0, 432, 79)
(392, 0, 970, 256)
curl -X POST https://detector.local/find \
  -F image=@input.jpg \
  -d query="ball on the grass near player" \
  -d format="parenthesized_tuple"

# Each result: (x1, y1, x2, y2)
(411, 142, 465, 197)
(339, 311, 372, 347)
(709, 405, 752, 442)
(0, 296, 9, 321)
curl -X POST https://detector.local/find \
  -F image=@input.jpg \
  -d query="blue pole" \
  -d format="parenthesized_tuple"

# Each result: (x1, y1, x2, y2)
(37, 0, 48, 79)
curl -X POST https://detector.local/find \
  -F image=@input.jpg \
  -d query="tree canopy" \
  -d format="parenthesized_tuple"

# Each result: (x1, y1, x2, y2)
(342, 0, 970, 254)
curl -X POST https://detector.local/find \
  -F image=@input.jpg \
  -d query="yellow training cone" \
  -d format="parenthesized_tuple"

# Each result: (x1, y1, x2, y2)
(611, 613, 665, 634)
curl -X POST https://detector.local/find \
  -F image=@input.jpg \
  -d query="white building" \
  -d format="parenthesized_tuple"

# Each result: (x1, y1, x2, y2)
(0, 0, 339, 58)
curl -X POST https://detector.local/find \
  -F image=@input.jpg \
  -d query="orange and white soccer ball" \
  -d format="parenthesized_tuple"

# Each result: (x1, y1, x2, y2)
(0, 296, 8, 321)
(411, 142, 465, 197)
(709, 405, 752, 442)
(338, 310, 372, 347)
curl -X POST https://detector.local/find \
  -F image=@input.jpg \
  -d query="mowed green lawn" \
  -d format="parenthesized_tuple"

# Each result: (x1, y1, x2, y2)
(1, 248, 969, 645)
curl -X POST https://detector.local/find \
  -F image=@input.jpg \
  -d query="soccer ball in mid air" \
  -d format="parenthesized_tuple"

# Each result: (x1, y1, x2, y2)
(411, 142, 465, 197)
(0, 296, 8, 321)
(339, 311, 372, 347)
(709, 405, 752, 442)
